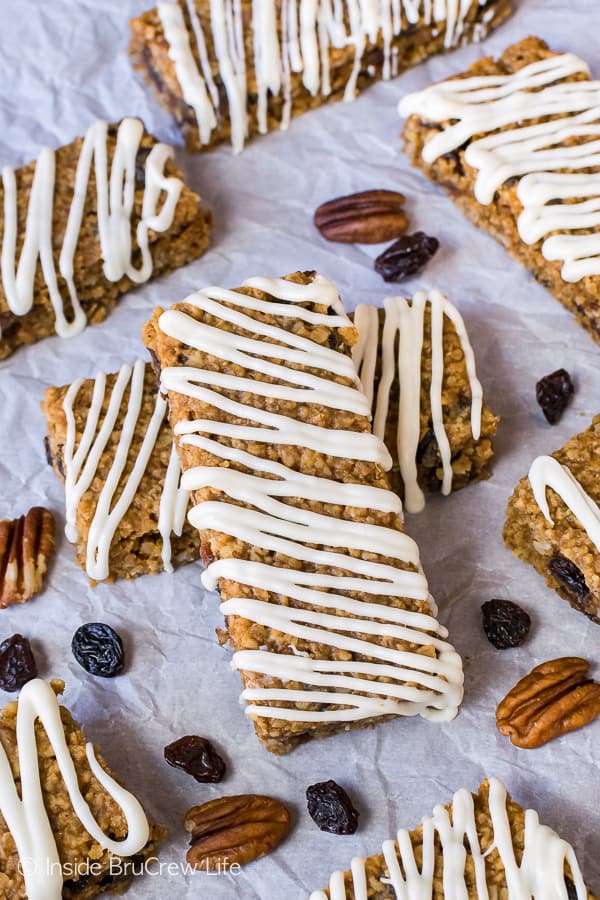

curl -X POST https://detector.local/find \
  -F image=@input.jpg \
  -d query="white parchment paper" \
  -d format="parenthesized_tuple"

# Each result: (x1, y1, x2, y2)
(1, 0, 600, 897)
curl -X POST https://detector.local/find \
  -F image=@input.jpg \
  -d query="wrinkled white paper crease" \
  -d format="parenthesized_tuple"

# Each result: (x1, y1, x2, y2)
(0, 0, 599, 897)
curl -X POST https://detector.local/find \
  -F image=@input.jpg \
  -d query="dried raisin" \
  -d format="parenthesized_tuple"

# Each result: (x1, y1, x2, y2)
(306, 780, 359, 835)
(374, 232, 439, 282)
(535, 369, 574, 424)
(0, 634, 38, 692)
(481, 600, 531, 649)
(164, 735, 226, 783)
(549, 556, 589, 602)
(72, 623, 124, 678)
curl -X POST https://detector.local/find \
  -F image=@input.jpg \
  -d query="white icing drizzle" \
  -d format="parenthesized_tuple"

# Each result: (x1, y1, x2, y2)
(529, 455, 600, 552)
(309, 777, 587, 900)
(157, 0, 481, 154)
(0, 679, 149, 900)
(1, 118, 183, 340)
(353, 290, 482, 514)
(158, 274, 463, 725)
(62, 359, 189, 581)
(399, 52, 600, 283)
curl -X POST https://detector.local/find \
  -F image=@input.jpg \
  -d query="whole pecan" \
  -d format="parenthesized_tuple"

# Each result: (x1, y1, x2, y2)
(496, 657, 600, 749)
(314, 189, 408, 243)
(185, 794, 291, 871)
(0, 507, 55, 607)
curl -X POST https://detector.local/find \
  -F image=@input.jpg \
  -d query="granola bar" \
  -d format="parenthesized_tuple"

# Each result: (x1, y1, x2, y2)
(129, 0, 512, 155)
(503, 415, 600, 625)
(143, 270, 464, 754)
(400, 37, 600, 345)
(309, 777, 597, 899)
(0, 118, 211, 359)
(352, 291, 498, 512)
(0, 678, 162, 898)
(42, 360, 198, 583)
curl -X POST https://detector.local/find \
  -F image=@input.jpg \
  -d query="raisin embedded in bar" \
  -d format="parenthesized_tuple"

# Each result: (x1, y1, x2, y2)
(503, 415, 600, 624)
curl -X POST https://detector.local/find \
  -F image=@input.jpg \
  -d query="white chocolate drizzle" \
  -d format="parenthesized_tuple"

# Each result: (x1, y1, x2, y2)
(62, 359, 189, 581)
(158, 274, 463, 725)
(399, 52, 600, 283)
(529, 455, 600, 552)
(157, 0, 484, 154)
(309, 777, 587, 900)
(353, 290, 482, 514)
(0, 118, 183, 340)
(0, 679, 149, 900)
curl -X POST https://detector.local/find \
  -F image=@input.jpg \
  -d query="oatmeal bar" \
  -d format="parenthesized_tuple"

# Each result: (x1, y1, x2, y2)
(42, 360, 198, 583)
(351, 291, 498, 512)
(0, 118, 211, 360)
(503, 415, 600, 624)
(143, 271, 464, 754)
(129, 0, 512, 155)
(310, 777, 597, 899)
(0, 678, 162, 898)
(400, 37, 600, 345)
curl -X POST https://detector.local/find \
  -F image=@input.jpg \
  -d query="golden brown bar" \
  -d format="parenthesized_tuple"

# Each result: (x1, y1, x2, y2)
(400, 37, 600, 345)
(309, 778, 598, 899)
(0, 119, 211, 359)
(129, 0, 512, 154)
(143, 271, 464, 754)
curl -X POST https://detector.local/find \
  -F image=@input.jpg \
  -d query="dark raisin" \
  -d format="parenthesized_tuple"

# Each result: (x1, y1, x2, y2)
(416, 429, 439, 467)
(535, 368, 574, 424)
(549, 556, 589, 602)
(374, 232, 439, 282)
(306, 780, 359, 835)
(481, 600, 531, 649)
(164, 735, 226, 783)
(0, 634, 38, 692)
(135, 146, 152, 186)
(71, 623, 124, 678)
(565, 878, 578, 900)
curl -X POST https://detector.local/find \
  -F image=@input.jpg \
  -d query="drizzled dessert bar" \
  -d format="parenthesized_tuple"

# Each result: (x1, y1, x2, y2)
(129, 0, 512, 155)
(309, 777, 597, 899)
(400, 37, 600, 345)
(143, 271, 464, 753)
(0, 678, 162, 898)
(0, 118, 211, 359)
(352, 290, 498, 512)
(43, 360, 197, 583)
(504, 415, 600, 624)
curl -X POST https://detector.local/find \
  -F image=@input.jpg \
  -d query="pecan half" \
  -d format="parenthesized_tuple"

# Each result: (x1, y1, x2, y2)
(314, 189, 408, 243)
(185, 794, 291, 871)
(0, 507, 56, 607)
(496, 657, 600, 749)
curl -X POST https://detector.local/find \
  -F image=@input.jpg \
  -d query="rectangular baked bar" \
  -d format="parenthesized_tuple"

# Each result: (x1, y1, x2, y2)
(352, 291, 498, 512)
(0, 678, 162, 898)
(42, 359, 198, 583)
(503, 415, 600, 625)
(143, 270, 464, 753)
(0, 117, 211, 359)
(400, 37, 600, 345)
(309, 777, 597, 899)
(129, 0, 512, 155)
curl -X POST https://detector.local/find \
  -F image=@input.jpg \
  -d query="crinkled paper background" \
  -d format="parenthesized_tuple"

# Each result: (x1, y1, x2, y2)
(1, 0, 599, 896)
